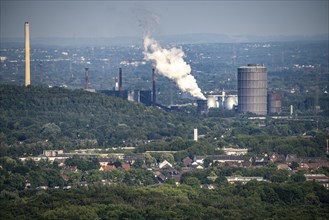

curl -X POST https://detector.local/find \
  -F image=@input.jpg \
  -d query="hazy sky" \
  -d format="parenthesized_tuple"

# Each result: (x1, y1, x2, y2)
(1, 0, 328, 39)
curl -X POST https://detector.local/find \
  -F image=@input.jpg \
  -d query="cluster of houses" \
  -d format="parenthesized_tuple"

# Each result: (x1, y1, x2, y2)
(19, 148, 329, 189)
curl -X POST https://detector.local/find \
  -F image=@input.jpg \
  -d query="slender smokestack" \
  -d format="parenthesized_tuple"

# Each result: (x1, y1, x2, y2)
(119, 68, 122, 97)
(39, 61, 43, 83)
(114, 77, 119, 91)
(194, 128, 198, 142)
(152, 68, 156, 106)
(85, 67, 89, 91)
(25, 22, 30, 86)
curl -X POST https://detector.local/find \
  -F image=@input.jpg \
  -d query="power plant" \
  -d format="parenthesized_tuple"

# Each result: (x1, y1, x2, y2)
(98, 68, 154, 107)
(196, 64, 277, 115)
(25, 22, 30, 87)
(237, 64, 267, 115)
(20, 21, 282, 116)
(205, 91, 238, 110)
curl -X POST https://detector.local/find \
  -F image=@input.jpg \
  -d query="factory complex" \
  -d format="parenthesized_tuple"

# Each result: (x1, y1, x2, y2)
(23, 22, 282, 116)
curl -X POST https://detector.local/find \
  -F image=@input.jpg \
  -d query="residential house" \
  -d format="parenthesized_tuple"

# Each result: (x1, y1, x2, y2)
(285, 154, 301, 164)
(154, 171, 167, 183)
(64, 166, 78, 172)
(277, 163, 291, 171)
(99, 158, 116, 166)
(226, 176, 269, 184)
(194, 156, 206, 164)
(225, 161, 243, 168)
(99, 165, 116, 171)
(159, 160, 173, 169)
(300, 157, 324, 163)
(298, 162, 329, 172)
(211, 155, 246, 164)
(123, 155, 145, 165)
(222, 147, 248, 156)
(121, 163, 131, 171)
(203, 184, 216, 189)
(304, 174, 329, 190)
(254, 156, 269, 166)
(53, 159, 65, 167)
(37, 186, 49, 190)
(191, 163, 204, 170)
(242, 161, 252, 168)
(268, 153, 285, 162)
(43, 150, 64, 157)
(183, 157, 193, 167)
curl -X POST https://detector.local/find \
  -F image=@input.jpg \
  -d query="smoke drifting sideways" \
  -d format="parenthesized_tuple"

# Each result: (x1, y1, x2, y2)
(143, 36, 206, 100)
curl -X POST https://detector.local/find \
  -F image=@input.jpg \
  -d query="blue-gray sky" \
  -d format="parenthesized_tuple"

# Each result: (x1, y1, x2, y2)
(1, 0, 328, 39)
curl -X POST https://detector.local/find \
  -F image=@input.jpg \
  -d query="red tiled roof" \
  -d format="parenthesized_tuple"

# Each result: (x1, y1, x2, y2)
(121, 163, 131, 170)
(64, 166, 78, 172)
(100, 165, 116, 171)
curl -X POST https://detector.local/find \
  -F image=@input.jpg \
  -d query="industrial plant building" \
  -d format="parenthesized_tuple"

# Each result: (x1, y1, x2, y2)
(97, 68, 155, 107)
(237, 64, 268, 115)
(267, 92, 282, 114)
(22, 22, 280, 115)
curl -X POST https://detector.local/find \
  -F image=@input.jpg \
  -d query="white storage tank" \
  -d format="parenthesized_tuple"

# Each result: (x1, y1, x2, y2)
(224, 96, 238, 110)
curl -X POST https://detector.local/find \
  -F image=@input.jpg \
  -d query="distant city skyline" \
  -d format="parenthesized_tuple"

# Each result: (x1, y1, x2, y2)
(1, 0, 328, 39)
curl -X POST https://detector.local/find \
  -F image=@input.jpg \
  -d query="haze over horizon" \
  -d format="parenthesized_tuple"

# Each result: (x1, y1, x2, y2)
(1, 0, 328, 41)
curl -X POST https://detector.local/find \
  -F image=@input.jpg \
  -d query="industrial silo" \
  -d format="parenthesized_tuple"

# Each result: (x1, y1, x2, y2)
(267, 92, 282, 114)
(224, 96, 238, 110)
(238, 64, 267, 115)
(207, 95, 218, 108)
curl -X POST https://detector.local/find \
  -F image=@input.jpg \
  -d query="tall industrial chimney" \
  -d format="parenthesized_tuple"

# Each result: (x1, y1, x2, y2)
(85, 67, 89, 91)
(119, 68, 123, 97)
(114, 77, 119, 91)
(25, 22, 30, 86)
(152, 68, 156, 106)
(194, 128, 198, 142)
(39, 61, 43, 83)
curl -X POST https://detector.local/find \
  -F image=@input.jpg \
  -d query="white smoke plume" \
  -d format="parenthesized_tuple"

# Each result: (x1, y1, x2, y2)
(143, 35, 206, 100)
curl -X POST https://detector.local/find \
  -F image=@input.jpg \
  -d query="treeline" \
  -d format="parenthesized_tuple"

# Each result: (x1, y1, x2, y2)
(0, 182, 328, 219)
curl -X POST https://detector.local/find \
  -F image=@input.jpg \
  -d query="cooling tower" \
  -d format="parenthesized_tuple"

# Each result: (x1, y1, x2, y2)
(238, 64, 267, 115)
(25, 22, 30, 86)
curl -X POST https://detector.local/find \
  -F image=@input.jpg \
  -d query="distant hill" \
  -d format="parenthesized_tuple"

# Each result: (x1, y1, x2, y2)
(0, 84, 199, 156)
